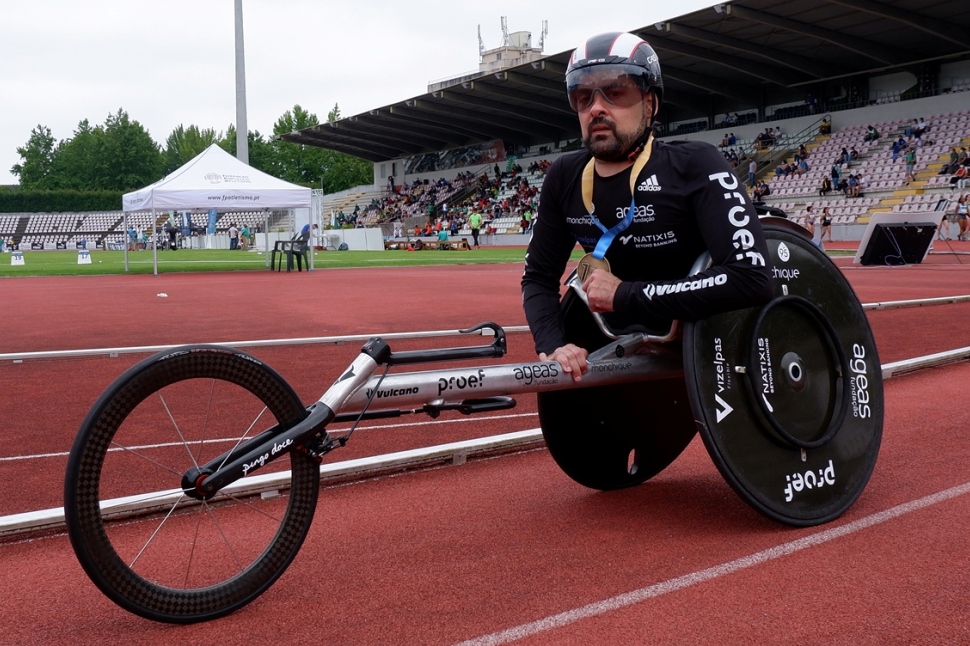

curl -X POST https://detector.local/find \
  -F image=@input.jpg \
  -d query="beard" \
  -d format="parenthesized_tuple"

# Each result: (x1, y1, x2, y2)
(582, 112, 649, 162)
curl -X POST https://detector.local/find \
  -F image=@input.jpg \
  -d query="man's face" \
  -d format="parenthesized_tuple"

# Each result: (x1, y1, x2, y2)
(570, 70, 654, 163)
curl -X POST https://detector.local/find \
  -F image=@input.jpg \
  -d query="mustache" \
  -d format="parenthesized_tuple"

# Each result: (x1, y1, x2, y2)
(588, 117, 616, 130)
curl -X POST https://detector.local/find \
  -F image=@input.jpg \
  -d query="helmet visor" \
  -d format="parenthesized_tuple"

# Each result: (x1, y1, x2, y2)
(566, 64, 649, 112)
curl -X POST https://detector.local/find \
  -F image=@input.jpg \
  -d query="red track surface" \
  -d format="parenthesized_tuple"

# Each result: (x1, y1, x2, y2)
(2, 249, 969, 644)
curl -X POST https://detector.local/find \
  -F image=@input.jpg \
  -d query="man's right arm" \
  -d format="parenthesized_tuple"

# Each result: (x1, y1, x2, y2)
(521, 159, 580, 357)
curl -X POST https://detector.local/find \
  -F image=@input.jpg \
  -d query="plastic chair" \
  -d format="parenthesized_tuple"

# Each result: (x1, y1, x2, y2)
(272, 230, 311, 272)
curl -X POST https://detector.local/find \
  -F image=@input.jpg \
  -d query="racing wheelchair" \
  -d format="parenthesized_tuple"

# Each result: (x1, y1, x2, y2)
(63, 217, 883, 623)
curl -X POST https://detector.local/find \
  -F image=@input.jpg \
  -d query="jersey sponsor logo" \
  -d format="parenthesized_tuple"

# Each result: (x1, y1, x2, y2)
(708, 171, 766, 267)
(620, 230, 674, 247)
(566, 215, 595, 225)
(637, 174, 662, 192)
(641, 273, 727, 299)
(615, 203, 655, 222)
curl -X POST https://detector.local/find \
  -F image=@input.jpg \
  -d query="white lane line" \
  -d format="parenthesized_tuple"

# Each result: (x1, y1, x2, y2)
(0, 412, 539, 463)
(455, 481, 970, 646)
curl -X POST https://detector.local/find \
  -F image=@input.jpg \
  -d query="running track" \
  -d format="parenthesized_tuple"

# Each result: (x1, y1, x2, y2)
(1, 247, 969, 644)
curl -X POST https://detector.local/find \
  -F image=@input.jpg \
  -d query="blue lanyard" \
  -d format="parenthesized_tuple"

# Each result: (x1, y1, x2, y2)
(580, 135, 653, 261)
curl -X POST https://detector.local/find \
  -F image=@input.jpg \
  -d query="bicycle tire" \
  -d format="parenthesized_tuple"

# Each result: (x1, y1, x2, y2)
(64, 345, 320, 623)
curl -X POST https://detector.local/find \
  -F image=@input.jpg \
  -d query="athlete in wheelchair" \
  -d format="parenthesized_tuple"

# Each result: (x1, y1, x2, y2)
(63, 32, 883, 624)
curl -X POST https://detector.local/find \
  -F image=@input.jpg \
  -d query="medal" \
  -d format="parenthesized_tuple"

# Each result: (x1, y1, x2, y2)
(577, 253, 611, 281)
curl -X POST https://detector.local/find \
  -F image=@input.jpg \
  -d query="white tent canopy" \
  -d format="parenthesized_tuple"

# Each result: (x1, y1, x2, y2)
(121, 144, 312, 273)
(123, 143, 311, 212)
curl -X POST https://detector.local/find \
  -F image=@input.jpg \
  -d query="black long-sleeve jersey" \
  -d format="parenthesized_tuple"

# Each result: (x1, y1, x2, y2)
(522, 139, 774, 356)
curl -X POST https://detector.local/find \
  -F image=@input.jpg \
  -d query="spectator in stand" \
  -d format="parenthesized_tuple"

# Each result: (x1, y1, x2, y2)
(864, 124, 880, 142)
(839, 147, 850, 166)
(719, 133, 730, 148)
(748, 159, 758, 189)
(849, 147, 859, 162)
(725, 112, 739, 125)
(820, 207, 833, 242)
(819, 117, 831, 135)
(831, 159, 843, 187)
(856, 173, 867, 196)
(753, 180, 771, 203)
(845, 174, 858, 197)
(753, 130, 763, 148)
(796, 157, 811, 176)
(942, 147, 960, 175)
(914, 117, 928, 140)
(950, 164, 970, 189)
(891, 136, 906, 163)
(728, 132, 736, 146)
(819, 176, 832, 196)
(806, 93, 817, 114)
(904, 146, 917, 184)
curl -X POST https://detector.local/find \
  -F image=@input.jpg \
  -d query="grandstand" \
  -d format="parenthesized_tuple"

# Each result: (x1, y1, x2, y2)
(0, 210, 291, 250)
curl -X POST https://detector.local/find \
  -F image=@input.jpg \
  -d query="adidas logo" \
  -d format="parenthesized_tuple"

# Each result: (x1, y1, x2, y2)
(637, 174, 662, 192)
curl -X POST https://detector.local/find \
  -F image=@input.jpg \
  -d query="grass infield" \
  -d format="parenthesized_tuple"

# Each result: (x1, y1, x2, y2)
(0, 247, 587, 277)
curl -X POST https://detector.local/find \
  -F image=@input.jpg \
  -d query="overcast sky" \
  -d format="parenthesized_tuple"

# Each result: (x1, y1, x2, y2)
(0, 0, 717, 185)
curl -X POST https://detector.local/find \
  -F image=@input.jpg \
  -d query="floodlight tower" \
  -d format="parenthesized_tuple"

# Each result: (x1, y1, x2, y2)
(234, 0, 249, 164)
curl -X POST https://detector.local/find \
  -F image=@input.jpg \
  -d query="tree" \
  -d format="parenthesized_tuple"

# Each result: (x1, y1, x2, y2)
(11, 125, 57, 188)
(95, 109, 163, 190)
(51, 120, 101, 190)
(269, 103, 372, 192)
(46, 110, 163, 191)
(266, 104, 328, 187)
(164, 124, 221, 173)
(219, 125, 273, 174)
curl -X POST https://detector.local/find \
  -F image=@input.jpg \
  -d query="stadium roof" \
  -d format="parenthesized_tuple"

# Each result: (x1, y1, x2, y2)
(282, 0, 970, 162)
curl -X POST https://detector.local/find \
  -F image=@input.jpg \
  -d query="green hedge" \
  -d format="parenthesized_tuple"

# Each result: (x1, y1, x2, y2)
(0, 189, 124, 213)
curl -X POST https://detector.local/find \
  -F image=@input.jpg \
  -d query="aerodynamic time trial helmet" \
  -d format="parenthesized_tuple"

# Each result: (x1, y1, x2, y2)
(565, 32, 663, 116)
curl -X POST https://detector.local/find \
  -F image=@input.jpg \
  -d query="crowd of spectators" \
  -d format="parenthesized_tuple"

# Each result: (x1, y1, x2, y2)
(360, 160, 549, 238)
(355, 173, 477, 225)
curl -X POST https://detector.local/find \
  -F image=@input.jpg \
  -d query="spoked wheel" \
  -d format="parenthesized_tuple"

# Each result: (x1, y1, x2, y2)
(64, 345, 320, 623)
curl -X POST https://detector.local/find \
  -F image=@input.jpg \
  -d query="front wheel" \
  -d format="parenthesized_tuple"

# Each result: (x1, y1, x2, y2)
(64, 345, 320, 623)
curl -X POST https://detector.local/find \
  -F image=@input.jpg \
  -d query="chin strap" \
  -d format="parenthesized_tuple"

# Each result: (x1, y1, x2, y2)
(624, 121, 656, 162)
(625, 138, 648, 162)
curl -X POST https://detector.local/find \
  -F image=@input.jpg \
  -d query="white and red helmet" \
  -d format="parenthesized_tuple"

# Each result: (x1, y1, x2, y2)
(566, 32, 664, 112)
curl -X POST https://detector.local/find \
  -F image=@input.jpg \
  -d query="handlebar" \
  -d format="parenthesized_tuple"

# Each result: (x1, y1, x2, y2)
(360, 322, 507, 366)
